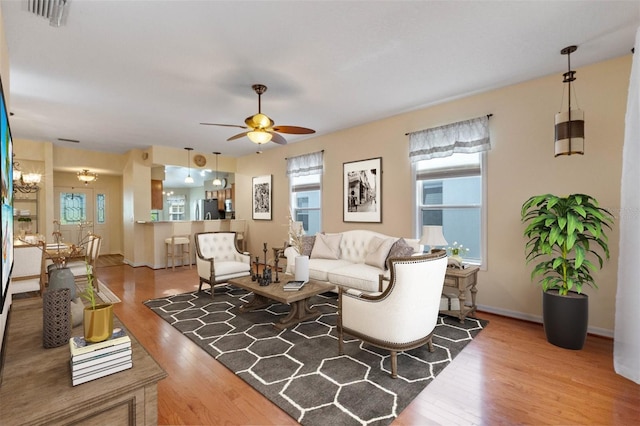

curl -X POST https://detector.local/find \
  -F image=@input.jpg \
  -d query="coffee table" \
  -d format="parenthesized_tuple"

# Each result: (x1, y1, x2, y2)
(227, 275, 333, 330)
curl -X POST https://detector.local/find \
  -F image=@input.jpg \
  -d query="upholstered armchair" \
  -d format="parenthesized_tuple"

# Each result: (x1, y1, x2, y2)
(194, 231, 251, 298)
(338, 251, 448, 378)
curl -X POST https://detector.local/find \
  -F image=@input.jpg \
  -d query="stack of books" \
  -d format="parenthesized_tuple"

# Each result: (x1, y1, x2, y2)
(69, 328, 133, 386)
(283, 280, 307, 291)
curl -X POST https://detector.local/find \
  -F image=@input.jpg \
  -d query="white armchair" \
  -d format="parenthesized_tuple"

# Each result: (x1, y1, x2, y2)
(338, 251, 448, 378)
(194, 232, 251, 298)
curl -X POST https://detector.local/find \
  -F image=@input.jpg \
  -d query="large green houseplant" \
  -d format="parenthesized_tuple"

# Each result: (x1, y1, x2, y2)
(521, 193, 614, 349)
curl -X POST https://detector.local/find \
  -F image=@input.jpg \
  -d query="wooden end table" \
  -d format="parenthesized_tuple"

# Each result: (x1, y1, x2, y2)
(227, 275, 333, 330)
(441, 265, 479, 323)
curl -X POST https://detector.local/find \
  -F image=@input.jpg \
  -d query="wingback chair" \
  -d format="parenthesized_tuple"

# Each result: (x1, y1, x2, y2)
(338, 251, 448, 378)
(194, 231, 251, 298)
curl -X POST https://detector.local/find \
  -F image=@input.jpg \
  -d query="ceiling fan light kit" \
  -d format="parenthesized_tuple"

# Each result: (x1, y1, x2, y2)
(248, 130, 272, 144)
(201, 84, 315, 145)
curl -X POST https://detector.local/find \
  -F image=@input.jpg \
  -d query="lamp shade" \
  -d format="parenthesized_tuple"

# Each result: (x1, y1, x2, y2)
(419, 226, 448, 250)
(248, 130, 272, 144)
(554, 109, 584, 156)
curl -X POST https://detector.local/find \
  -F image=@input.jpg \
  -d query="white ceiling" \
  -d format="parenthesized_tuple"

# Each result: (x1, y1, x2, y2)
(2, 0, 639, 160)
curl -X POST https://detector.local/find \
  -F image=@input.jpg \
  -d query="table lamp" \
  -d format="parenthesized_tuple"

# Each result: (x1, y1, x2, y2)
(419, 225, 448, 253)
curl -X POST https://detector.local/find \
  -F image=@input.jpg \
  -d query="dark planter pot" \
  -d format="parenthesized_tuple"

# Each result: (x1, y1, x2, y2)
(542, 289, 588, 350)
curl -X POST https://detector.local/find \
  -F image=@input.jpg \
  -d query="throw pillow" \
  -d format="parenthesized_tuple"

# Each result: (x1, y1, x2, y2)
(310, 233, 342, 260)
(385, 238, 415, 267)
(300, 235, 316, 257)
(365, 237, 396, 269)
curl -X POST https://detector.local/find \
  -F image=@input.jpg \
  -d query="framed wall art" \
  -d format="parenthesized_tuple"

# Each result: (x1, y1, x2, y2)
(343, 157, 382, 223)
(252, 175, 272, 220)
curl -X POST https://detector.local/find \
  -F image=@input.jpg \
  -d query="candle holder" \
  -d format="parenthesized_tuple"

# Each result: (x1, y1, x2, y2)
(253, 243, 273, 286)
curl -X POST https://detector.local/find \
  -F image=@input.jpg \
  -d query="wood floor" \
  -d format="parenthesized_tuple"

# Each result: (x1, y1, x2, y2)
(95, 263, 640, 425)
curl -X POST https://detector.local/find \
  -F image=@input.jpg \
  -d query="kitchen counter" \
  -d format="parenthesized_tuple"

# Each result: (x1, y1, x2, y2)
(132, 220, 230, 268)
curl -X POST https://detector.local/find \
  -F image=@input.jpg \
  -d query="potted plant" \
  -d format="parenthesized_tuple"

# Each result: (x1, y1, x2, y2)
(79, 263, 113, 343)
(521, 193, 614, 349)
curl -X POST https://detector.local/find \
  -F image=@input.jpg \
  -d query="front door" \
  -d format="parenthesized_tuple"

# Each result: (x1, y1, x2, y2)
(54, 187, 95, 249)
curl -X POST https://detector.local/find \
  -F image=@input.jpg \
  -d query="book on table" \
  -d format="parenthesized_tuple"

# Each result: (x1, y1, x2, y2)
(69, 327, 130, 358)
(71, 347, 133, 372)
(283, 280, 307, 291)
(71, 360, 133, 386)
(69, 327, 134, 386)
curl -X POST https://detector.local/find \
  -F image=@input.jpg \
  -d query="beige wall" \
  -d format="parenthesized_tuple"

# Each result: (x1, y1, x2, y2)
(236, 55, 631, 334)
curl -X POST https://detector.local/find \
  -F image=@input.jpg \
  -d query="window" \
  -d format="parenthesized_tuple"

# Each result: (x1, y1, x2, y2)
(60, 192, 86, 225)
(287, 151, 324, 235)
(290, 174, 321, 235)
(415, 152, 485, 264)
(96, 193, 106, 224)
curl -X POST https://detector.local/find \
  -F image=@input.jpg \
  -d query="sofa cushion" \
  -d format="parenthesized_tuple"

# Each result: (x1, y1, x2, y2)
(308, 259, 353, 282)
(311, 233, 342, 260)
(386, 238, 416, 264)
(300, 235, 316, 257)
(365, 237, 396, 269)
(328, 263, 390, 293)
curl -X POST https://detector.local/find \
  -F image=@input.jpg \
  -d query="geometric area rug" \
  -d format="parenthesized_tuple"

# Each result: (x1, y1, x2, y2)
(144, 285, 487, 426)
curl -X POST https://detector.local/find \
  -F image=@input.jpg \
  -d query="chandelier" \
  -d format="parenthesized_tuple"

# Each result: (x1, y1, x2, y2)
(13, 158, 41, 193)
(77, 169, 98, 185)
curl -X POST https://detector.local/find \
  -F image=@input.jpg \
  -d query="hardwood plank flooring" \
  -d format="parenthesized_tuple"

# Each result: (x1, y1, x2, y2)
(96, 264, 640, 425)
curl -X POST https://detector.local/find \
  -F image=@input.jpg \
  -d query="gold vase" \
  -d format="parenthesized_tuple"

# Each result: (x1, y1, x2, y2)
(83, 304, 114, 343)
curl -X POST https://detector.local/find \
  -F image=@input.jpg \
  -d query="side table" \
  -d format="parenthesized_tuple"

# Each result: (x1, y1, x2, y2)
(441, 265, 479, 323)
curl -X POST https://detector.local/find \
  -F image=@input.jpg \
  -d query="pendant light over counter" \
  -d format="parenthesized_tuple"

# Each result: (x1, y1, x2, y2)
(212, 152, 222, 186)
(184, 147, 194, 183)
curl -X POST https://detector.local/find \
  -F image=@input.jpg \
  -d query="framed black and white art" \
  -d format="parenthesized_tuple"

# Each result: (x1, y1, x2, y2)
(343, 157, 382, 223)
(252, 175, 272, 220)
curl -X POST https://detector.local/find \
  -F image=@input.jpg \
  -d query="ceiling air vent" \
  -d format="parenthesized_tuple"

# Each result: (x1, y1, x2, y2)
(27, 0, 69, 27)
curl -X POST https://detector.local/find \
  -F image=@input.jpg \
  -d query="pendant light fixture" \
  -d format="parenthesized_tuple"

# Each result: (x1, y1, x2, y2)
(76, 169, 98, 185)
(184, 147, 194, 183)
(212, 152, 222, 186)
(555, 45, 584, 156)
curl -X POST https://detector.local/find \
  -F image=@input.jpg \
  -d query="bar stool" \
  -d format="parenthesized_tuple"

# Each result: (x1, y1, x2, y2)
(165, 222, 192, 270)
(229, 219, 247, 252)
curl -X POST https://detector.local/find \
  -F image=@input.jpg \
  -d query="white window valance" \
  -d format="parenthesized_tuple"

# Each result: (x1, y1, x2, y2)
(286, 151, 324, 178)
(409, 116, 491, 163)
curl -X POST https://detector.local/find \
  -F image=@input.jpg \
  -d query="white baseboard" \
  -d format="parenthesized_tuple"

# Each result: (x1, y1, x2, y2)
(477, 304, 614, 338)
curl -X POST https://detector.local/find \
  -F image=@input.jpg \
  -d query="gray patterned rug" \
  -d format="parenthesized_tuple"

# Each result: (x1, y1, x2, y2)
(144, 285, 487, 425)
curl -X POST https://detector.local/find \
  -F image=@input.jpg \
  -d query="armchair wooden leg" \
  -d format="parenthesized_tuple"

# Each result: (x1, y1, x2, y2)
(390, 351, 398, 379)
(427, 337, 434, 352)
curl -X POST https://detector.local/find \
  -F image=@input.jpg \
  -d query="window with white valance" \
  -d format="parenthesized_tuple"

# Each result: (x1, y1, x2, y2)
(409, 115, 491, 162)
(410, 116, 490, 267)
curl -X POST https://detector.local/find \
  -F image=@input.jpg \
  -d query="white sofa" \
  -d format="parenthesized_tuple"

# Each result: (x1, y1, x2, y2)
(283, 230, 422, 293)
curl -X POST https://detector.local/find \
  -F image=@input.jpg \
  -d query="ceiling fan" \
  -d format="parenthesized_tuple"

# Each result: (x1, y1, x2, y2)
(200, 84, 315, 145)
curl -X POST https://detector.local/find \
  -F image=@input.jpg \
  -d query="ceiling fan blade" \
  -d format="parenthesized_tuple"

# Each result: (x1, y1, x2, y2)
(227, 131, 249, 141)
(200, 122, 248, 130)
(272, 125, 316, 135)
(268, 132, 288, 145)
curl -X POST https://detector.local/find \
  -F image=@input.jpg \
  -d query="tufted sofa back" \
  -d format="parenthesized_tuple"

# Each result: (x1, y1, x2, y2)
(195, 232, 240, 261)
(330, 230, 420, 264)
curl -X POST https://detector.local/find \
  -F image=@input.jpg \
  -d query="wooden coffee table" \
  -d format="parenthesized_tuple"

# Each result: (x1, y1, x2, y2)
(227, 275, 333, 330)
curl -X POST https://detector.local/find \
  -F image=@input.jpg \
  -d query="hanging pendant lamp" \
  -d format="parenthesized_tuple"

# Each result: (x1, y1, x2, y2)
(184, 147, 194, 183)
(555, 45, 585, 156)
(212, 152, 222, 186)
